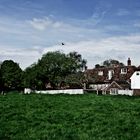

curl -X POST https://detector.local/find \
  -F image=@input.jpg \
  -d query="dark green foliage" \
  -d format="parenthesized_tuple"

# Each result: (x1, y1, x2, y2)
(0, 51, 87, 90)
(38, 51, 71, 88)
(65, 72, 85, 88)
(1, 60, 23, 91)
(1, 94, 140, 139)
(23, 51, 87, 89)
(68, 51, 87, 72)
(23, 63, 44, 89)
(38, 51, 87, 87)
(102, 59, 124, 68)
(0, 62, 2, 91)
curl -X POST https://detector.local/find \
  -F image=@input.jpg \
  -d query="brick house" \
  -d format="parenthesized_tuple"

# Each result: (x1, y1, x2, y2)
(84, 58, 137, 95)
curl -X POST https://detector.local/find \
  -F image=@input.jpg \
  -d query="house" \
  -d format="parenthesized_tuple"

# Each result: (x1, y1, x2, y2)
(102, 81, 130, 95)
(130, 71, 140, 95)
(84, 58, 136, 95)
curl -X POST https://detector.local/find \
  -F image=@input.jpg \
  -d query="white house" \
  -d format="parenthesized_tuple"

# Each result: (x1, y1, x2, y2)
(130, 71, 140, 89)
(130, 71, 140, 95)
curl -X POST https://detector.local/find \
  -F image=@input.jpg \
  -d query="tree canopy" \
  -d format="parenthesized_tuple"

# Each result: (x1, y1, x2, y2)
(23, 51, 87, 89)
(95, 59, 125, 68)
(103, 59, 124, 67)
(1, 60, 23, 91)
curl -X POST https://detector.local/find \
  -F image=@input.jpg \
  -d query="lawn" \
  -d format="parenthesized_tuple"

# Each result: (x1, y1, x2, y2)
(0, 93, 140, 140)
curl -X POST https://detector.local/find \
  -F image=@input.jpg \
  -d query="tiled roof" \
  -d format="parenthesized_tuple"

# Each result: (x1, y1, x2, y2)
(84, 65, 137, 84)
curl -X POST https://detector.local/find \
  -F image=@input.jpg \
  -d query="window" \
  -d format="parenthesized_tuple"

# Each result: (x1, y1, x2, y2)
(136, 72, 140, 76)
(121, 68, 127, 74)
(108, 70, 114, 80)
(110, 88, 118, 95)
(98, 71, 103, 76)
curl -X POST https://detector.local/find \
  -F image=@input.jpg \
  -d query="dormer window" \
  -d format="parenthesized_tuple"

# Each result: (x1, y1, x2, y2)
(108, 70, 114, 80)
(121, 68, 127, 74)
(98, 71, 103, 76)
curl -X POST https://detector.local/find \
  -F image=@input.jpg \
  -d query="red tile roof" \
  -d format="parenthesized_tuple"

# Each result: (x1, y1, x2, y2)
(84, 65, 137, 84)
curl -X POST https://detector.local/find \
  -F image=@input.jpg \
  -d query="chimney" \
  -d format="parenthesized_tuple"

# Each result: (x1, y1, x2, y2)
(85, 66, 88, 70)
(127, 58, 131, 66)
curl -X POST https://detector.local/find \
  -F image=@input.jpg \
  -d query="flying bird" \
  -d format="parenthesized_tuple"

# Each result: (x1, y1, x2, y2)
(61, 43, 65, 45)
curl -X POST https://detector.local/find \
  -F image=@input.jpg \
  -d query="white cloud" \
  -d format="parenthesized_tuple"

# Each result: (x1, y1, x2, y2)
(0, 16, 140, 70)
(1, 34, 140, 69)
(0, 46, 42, 69)
(135, 10, 140, 16)
(134, 23, 140, 28)
(28, 17, 63, 31)
(42, 35, 140, 68)
(104, 25, 123, 31)
(28, 17, 52, 30)
(117, 9, 130, 16)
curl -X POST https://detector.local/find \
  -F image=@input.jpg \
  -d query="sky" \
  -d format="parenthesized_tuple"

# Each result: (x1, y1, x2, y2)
(0, 0, 140, 69)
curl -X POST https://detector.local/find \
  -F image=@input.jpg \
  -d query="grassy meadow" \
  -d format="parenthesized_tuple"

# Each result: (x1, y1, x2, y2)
(0, 93, 140, 140)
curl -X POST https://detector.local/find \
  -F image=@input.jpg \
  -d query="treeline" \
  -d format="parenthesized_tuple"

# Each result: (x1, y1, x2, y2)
(0, 51, 87, 92)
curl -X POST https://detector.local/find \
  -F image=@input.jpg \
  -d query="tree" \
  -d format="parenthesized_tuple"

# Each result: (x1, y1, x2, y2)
(37, 51, 67, 88)
(0, 62, 2, 92)
(95, 64, 100, 68)
(67, 51, 87, 72)
(64, 72, 85, 89)
(1, 60, 23, 91)
(102, 59, 124, 68)
(23, 51, 87, 89)
(23, 63, 45, 90)
(35, 51, 87, 89)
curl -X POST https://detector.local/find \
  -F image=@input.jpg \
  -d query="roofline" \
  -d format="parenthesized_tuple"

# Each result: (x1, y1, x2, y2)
(103, 81, 123, 91)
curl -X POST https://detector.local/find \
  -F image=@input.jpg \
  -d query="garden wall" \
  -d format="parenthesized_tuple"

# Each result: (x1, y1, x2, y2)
(35, 89, 84, 94)
(118, 90, 133, 96)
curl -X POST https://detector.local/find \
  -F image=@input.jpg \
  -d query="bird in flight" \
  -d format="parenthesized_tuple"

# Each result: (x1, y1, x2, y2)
(61, 43, 65, 45)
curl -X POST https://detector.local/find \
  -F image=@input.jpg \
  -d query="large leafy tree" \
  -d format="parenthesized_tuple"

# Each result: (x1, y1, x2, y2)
(38, 51, 71, 88)
(24, 51, 87, 89)
(1, 60, 23, 91)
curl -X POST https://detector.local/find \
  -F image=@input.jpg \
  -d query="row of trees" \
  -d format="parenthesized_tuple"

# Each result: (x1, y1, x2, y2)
(0, 50, 124, 92)
(0, 51, 87, 92)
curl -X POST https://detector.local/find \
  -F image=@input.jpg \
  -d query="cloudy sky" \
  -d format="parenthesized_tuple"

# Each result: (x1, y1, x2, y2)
(0, 0, 140, 69)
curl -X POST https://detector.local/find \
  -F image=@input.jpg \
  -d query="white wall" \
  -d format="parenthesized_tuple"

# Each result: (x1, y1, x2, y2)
(89, 84, 109, 90)
(24, 88, 31, 94)
(35, 89, 84, 94)
(118, 90, 133, 96)
(131, 71, 140, 89)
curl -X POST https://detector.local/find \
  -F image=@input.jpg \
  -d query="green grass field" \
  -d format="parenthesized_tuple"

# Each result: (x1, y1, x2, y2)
(0, 93, 140, 140)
